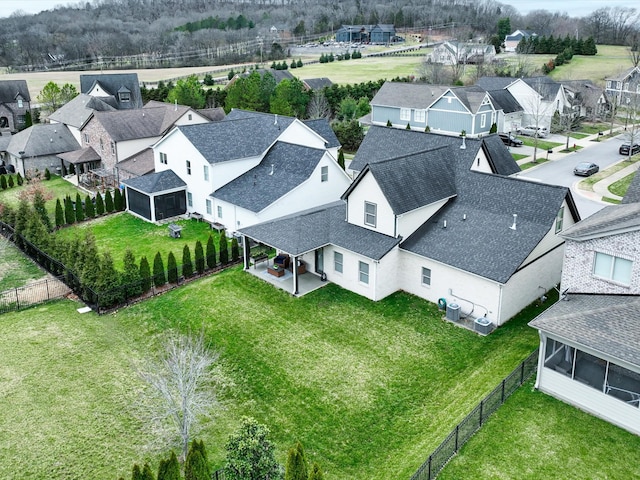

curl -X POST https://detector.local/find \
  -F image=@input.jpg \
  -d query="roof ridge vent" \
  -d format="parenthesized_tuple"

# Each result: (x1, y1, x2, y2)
(510, 213, 517, 230)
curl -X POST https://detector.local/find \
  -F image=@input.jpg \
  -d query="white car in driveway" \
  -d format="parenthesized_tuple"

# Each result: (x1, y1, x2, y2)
(517, 125, 549, 138)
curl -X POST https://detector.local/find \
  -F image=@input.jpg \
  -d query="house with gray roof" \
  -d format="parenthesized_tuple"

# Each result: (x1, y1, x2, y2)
(530, 202, 640, 435)
(562, 80, 610, 121)
(6, 123, 80, 176)
(504, 30, 537, 52)
(80, 73, 143, 110)
(124, 109, 347, 228)
(239, 126, 579, 325)
(122, 170, 187, 222)
(0, 80, 31, 133)
(604, 66, 640, 106)
(48, 93, 117, 144)
(429, 41, 495, 65)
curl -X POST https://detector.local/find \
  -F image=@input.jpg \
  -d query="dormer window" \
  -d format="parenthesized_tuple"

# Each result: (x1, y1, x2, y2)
(119, 92, 130, 102)
(17, 99, 23, 108)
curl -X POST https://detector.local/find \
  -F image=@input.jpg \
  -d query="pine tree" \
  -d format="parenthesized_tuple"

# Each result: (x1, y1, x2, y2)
(231, 237, 239, 262)
(308, 462, 324, 480)
(139, 256, 152, 292)
(32, 189, 52, 232)
(337, 149, 345, 170)
(75, 193, 85, 222)
(7, 175, 14, 188)
(114, 188, 124, 211)
(84, 194, 95, 218)
(122, 249, 142, 297)
(285, 441, 308, 480)
(185, 439, 209, 480)
(141, 463, 155, 480)
(95, 192, 105, 215)
(219, 230, 229, 264)
(153, 251, 166, 287)
(105, 190, 115, 213)
(44, 168, 51, 180)
(167, 251, 178, 283)
(158, 452, 180, 480)
(206, 234, 216, 269)
(96, 251, 122, 308)
(194, 240, 205, 274)
(16, 172, 23, 185)
(0, 175, 6, 190)
(55, 198, 64, 228)
(386, 119, 392, 127)
(64, 195, 75, 224)
(131, 464, 144, 480)
(182, 244, 194, 278)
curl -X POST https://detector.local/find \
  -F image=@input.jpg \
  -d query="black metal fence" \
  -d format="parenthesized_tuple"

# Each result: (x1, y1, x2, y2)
(0, 277, 71, 314)
(410, 349, 539, 480)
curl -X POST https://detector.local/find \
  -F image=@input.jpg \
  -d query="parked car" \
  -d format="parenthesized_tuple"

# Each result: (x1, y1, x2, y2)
(619, 143, 640, 156)
(498, 133, 523, 147)
(516, 125, 548, 138)
(573, 162, 599, 177)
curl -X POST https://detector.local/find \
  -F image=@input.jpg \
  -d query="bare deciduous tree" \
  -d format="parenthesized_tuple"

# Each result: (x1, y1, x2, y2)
(138, 332, 228, 462)
(306, 91, 331, 119)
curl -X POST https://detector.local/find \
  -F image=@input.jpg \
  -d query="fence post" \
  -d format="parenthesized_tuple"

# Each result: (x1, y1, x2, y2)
(455, 424, 459, 451)
(501, 379, 505, 403)
(479, 399, 484, 426)
(15, 288, 19, 309)
(46, 279, 50, 301)
(428, 455, 432, 480)
(521, 360, 525, 384)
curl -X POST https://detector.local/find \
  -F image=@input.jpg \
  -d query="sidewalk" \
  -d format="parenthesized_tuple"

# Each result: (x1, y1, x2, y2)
(514, 127, 637, 203)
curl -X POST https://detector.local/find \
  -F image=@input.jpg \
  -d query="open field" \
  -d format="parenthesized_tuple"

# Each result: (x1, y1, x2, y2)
(438, 379, 640, 479)
(0, 238, 46, 290)
(0, 267, 544, 479)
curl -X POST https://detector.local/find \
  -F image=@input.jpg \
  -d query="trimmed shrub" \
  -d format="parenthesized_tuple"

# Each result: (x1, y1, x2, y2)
(114, 188, 124, 211)
(85, 194, 95, 218)
(95, 192, 105, 215)
(308, 463, 324, 480)
(16, 173, 23, 185)
(64, 195, 75, 224)
(219, 230, 229, 264)
(285, 441, 308, 480)
(206, 234, 216, 269)
(105, 190, 114, 213)
(141, 463, 155, 480)
(75, 193, 85, 222)
(337, 149, 345, 170)
(182, 244, 194, 278)
(194, 240, 205, 274)
(153, 251, 166, 287)
(231, 237, 239, 262)
(157, 451, 180, 480)
(122, 249, 142, 297)
(44, 168, 51, 180)
(0, 175, 6, 190)
(167, 251, 178, 284)
(55, 198, 64, 228)
(139, 256, 152, 292)
(7, 175, 14, 188)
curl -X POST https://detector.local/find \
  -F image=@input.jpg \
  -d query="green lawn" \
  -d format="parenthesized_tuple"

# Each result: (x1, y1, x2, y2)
(0, 175, 82, 211)
(578, 157, 640, 192)
(0, 268, 543, 479)
(519, 137, 563, 151)
(438, 379, 640, 479)
(609, 171, 637, 197)
(0, 238, 46, 290)
(54, 212, 221, 269)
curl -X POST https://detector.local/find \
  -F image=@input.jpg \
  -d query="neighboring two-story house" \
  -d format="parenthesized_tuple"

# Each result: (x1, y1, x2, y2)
(504, 30, 537, 52)
(240, 126, 579, 326)
(530, 202, 640, 436)
(80, 73, 143, 110)
(604, 66, 640, 106)
(48, 93, 118, 144)
(0, 80, 31, 133)
(429, 41, 496, 65)
(123, 109, 348, 227)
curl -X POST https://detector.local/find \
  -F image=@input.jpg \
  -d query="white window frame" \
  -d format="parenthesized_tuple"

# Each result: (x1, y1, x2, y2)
(206, 199, 212, 215)
(204, 165, 209, 181)
(421, 267, 431, 286)
(119, 91, 131, 102)
(400, 108, 411, 121)
(217, 205, 223, 218)
(555, 206, 564, 234)
(186, 160, 191, 175)
(414, 109, 426, 123)
(359, 261, 369, 285)
(17, 99, 23, 108)
(593, 252, 633, 286)
(364, 201, 377, 227)
(480, 113, 486, 128)
(187, 192, 193, 207)
(159, 152, 167, 165)
(321, 165, 328, 182)
(334, 251, 343, 273)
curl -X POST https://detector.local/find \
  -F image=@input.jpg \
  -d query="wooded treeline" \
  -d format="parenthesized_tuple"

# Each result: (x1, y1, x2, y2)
(0, 0, 637, 70)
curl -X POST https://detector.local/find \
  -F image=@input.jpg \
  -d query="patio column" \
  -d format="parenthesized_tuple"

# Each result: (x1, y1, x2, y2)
(242, 235, 250, 270)
(292, 255, 299, 295)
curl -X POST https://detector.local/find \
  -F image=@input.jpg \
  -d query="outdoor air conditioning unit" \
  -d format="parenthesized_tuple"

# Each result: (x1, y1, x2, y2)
(446, 302, 460, 322)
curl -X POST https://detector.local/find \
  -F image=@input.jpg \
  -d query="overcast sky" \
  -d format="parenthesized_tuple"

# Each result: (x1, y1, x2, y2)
(0, 0, 638, 18)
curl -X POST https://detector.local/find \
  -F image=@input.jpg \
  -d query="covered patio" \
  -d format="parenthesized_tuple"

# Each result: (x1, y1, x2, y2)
(244, 253, 327, 297)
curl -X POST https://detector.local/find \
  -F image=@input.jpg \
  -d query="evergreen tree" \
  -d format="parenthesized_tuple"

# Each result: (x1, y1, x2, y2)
(337, 149, 345, 170)
(84, 194, 95, 218)
(32, 189, 52, 232)
(13, 199, 30, 249)
(44, 168, 51, 180)
(131, 464, 144, 480)
(75, 193, 85, 222)
(141, 463, 155, 480)
(285, 442, 308, 480)
(224, 417, 282, 480)
(7, 175, 14, 188)
(182, 244, 194, 278)
(167, 251, 178, 283)
(122, 249, 142, 297)
(185, 440, 209, 480)
(95, 192, 105, 215)
(406, 122, 411, 129)
(64, 195, 75, 224)
(206, 234, 216, 269)
(308, 463, 324, 480)
(153, 251, 166, 287)
(219, 230, 229, 264)
(158, 451, 180, 480)
(194, 240, 205, 274)
(16, 172, 23, 185)
(231, 237, 239, 262)
(55, 198, 64, 228)
(105, 190, 115, 213)
(0, 175, 6, 190)
(97, 251, 122, 308)
(114, 187, 124, 211)
(139, 256, 152, 292)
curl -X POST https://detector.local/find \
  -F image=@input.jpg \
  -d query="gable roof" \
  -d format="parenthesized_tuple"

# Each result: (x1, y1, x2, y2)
(91, 106, 186, 142)
(303, 118, 341, 149)
(197, 107, 226, 122)
(302, 78, 333, 90)
(177, 109, 296, 164)
(122, 169, 185, 194)
(117, 147, 155, 178)
(7, 124, 79, 157)
(475, 76, 520, 91)
(57, 146, 101, 165)
(622, 172, 640, 204)
(605, 66, 640, 82)
(143, 100, 204, 132)
(522, 76, 562, 101)
(446, 85, 493, 113)
(239, 201, 401, 260)
(0, 80, 30, 103)
(48, 93, 117, 128)
(371, 82, 449, 110)
(486, 89, 523, 114)
(560, 203, 640, 241)
(80, 73, 142, 109)
(213, 142, 326, 212)
(529, 294, 640, 368)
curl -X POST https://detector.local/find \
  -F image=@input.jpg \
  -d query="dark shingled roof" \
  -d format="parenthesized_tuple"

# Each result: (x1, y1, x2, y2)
(0, 80, 30, 103)
(622, 171, 640, 204)
(475, 76, 519, 91)
(197, 107, 226, 122)
(448, 85, 491, 113)
(57, 146, 101, 164)
(529, 294, 640, 368)
(48, 94, 117, 128)
(302, 78, 333, 90)
(178, 110, 295, 164)
(122, 169, 185, 194)
(213, 142, 326, 213)
(486, 89, 523, 114)
(239, 201, 401, 259)
(80, 73, 142, 109)
(7, 124, 79, 157)
(92, 106, 184, 142)
(371, 82, 448, 110)
(303, 118, 341, 149)
(522, 76, 562, 101)
(118, 148, 155, 177)
(560, 203, 640, 241)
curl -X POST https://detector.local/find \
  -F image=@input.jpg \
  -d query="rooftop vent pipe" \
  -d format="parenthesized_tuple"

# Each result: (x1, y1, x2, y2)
(510, 214, 517, 230)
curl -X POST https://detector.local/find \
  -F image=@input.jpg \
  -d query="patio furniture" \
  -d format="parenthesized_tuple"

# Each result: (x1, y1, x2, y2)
(210, 222, 225, 233)
(189, 212, 203, 221)
(295, 259, 306, 274)
(251, 253, 269, 269)
(168, 223, 182, 238)
(267, 265, 285, 277)
(274, 254, 290, 269)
